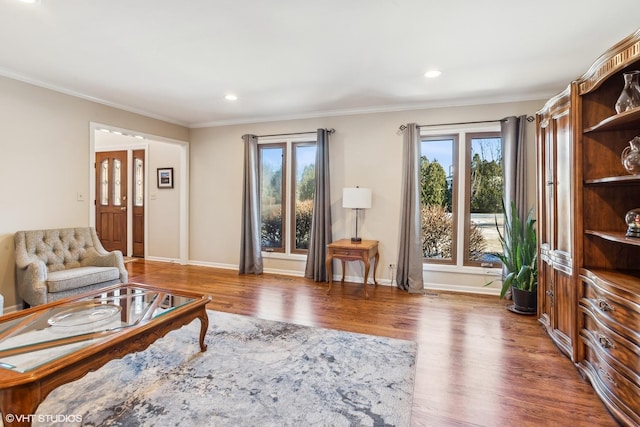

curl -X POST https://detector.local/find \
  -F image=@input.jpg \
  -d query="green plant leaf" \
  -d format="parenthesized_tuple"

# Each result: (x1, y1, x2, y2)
(488, 200, 538, 299)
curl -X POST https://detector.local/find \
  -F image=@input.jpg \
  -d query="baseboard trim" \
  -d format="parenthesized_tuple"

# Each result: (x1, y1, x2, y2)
(2, 303, 22, 315)
(183, 259, 499, 295)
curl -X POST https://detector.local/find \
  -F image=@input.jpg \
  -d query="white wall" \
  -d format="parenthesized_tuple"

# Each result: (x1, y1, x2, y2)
(188, 99, 544, 293)
(0, 76, 189, 310)
(147, 141, 183, 261)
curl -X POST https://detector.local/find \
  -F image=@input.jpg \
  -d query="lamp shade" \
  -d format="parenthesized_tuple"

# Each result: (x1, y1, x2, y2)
(342, 187, 372, 209)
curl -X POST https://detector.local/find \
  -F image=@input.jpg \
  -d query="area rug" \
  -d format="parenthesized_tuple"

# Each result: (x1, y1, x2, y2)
(36, 310, 416, 427)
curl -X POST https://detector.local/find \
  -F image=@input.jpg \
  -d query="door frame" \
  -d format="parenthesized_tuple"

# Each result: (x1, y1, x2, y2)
(89, 122, 190, 264)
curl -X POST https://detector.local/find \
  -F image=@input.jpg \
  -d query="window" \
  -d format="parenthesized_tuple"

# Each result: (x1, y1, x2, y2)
(259, 138, 316, 255)
(420, 129, 502, 268)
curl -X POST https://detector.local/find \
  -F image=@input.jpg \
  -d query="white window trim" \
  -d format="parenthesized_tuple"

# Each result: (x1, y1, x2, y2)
(420, 122, 503, 274)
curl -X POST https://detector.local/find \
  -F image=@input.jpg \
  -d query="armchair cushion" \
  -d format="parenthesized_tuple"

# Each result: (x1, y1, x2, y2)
(46, 266, 120, 293)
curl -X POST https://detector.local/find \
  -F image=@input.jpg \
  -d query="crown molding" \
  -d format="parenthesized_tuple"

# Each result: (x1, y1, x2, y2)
(0, 66, 190, 127)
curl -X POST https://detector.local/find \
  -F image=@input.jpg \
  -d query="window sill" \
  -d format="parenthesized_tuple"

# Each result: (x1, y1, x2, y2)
(261, 251, 307, 262)
(422, 263, 502, 276)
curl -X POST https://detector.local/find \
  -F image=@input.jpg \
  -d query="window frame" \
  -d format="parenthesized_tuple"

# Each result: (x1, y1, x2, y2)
(420, 134, 459, 265)
(419, 124, 503, 273)
(290, 141, 317, 254)
(258, 142, 287, 253)
(463, 131, 503, 267)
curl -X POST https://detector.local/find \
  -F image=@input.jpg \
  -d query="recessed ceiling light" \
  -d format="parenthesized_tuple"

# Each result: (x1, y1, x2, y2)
(225, 94, 238, 101)
(424, 70, 442, 78)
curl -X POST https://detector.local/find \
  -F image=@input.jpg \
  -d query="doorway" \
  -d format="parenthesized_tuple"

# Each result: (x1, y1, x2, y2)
(89, 122, 190, 264)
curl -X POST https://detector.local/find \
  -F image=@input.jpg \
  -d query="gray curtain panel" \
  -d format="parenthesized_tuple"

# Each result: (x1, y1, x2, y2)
(305, 129, 332, 281)
(239, 134, 263, 274)
(501, 115, 528, 221)
(396, 123, 425, 293)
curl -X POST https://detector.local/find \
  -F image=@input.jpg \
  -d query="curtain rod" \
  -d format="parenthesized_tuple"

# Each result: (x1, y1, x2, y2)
(397, 116, 534, 132)
(254, 128, 335, 138)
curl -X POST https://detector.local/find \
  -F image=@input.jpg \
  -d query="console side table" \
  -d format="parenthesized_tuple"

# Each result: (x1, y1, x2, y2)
(326, 239, 379, 298)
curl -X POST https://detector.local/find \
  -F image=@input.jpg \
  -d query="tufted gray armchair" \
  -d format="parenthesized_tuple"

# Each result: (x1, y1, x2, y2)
(14, 227, 128, 307)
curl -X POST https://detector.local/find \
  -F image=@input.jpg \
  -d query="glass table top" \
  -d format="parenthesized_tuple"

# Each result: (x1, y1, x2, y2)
(0, 286, 195, 373)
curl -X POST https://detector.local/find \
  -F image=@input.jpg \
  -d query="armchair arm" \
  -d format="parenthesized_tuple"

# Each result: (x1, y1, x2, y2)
(86, 227, 128, 282)
(14, 246, 43, 270)
(88, 250, 129, 283)
(16, 260, 48, 306)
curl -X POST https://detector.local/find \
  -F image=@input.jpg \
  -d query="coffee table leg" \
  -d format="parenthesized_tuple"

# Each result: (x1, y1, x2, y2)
(1, 386, 40, 426)
(197, 308, 208, 352)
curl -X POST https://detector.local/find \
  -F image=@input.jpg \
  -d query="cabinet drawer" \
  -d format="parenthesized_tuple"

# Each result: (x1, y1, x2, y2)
(583, 345, 640, 421)
(581, 276, 640, 346)
(580, 306, 640, 384)
(331, 249, 363, 259)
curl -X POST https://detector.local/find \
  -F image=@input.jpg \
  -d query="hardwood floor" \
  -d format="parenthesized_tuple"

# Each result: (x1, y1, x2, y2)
(126, 260, 618, 427)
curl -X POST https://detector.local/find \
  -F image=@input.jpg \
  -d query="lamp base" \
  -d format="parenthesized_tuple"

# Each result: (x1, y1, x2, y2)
(350, 237, 362, 243)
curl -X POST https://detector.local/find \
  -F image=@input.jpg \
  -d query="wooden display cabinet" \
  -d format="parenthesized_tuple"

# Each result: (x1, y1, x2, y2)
(537, 29, 640, 426)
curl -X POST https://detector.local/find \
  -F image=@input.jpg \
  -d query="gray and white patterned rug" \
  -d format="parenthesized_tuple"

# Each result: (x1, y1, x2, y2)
(36, 310, 416, 427)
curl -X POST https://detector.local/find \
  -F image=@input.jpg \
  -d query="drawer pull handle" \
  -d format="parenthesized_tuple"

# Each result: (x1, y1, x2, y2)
(598, 335, 614, 349)
(597, 298, 615, 312)
(598, 367, 618, 387)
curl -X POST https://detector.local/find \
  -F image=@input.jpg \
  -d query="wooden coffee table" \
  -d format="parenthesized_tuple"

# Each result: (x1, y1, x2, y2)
(0, 283, 211, 426)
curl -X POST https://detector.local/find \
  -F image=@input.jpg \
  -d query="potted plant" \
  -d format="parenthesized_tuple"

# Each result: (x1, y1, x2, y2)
(494, 200, 538, 313)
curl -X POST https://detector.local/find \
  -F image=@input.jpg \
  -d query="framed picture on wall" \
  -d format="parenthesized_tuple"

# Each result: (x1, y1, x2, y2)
(157, 167, 174, 189)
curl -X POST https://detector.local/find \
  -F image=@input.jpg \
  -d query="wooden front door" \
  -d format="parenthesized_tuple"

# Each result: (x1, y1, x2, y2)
(95, 151, 128, 254)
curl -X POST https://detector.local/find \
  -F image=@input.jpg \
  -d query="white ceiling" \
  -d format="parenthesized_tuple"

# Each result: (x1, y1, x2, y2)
(0, 0, 638, 128)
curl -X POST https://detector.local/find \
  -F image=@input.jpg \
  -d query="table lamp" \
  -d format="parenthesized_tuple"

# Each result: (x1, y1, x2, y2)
(343, 187, 372, 243)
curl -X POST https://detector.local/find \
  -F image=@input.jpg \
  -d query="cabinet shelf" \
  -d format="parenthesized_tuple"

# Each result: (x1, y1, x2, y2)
(585, 230, 640, 247)
(584, 175, 640, 185)
(584, 108, 640, 133)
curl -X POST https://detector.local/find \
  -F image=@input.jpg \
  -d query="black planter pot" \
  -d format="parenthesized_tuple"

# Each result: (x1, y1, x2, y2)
(510, 286, 537, 314)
